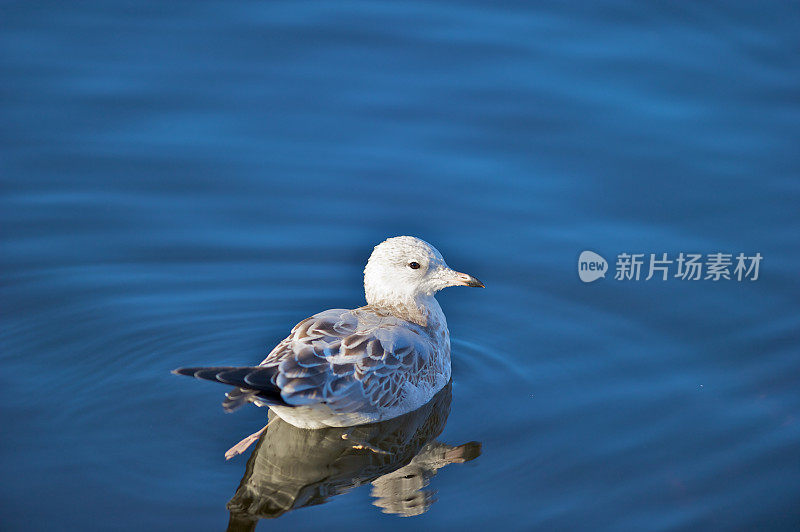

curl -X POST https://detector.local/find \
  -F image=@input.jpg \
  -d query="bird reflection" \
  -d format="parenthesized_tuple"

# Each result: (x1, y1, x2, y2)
(226, 382, 480, 530)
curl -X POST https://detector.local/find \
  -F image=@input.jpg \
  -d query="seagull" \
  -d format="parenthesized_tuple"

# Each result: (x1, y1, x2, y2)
(173, 236, 483, 457)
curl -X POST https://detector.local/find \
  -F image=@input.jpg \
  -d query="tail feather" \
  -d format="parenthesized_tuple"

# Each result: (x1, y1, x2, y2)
(172, 366, 288, 407)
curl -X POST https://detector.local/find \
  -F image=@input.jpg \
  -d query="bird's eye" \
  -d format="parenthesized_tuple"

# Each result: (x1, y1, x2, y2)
(408, 261, 421, 270)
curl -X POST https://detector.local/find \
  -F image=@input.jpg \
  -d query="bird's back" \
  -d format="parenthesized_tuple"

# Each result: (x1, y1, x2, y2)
(224, 306, 450, 428)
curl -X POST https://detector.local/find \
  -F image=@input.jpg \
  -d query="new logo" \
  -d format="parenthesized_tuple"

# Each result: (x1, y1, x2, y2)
(578, 251, 608, 283)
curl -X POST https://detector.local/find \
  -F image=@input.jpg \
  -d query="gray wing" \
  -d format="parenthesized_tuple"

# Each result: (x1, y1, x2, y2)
(226, 308, 435, 413)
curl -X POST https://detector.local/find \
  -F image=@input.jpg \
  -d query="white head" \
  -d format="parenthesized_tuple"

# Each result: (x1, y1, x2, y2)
(363, 236, 483, 319)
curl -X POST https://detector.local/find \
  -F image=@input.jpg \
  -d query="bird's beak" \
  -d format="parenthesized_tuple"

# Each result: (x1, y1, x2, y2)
(451, 271, 485, 288)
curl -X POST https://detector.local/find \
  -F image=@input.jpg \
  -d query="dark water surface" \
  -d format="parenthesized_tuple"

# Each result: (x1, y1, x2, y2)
(2, 2, 799, 530)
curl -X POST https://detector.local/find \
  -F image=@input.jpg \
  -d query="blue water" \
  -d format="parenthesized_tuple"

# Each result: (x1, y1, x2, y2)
(2, 2, 799, 530)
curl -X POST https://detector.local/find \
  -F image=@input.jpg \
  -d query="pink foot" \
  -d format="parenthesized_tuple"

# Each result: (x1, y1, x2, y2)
(224, 424, 269, 460)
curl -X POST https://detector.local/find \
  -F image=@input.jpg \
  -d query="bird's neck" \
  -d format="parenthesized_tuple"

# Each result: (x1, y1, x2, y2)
(368, 292, 444, 329)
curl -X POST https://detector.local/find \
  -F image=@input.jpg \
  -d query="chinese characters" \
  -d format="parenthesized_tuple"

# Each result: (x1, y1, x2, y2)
(614, 252, 761, 281)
